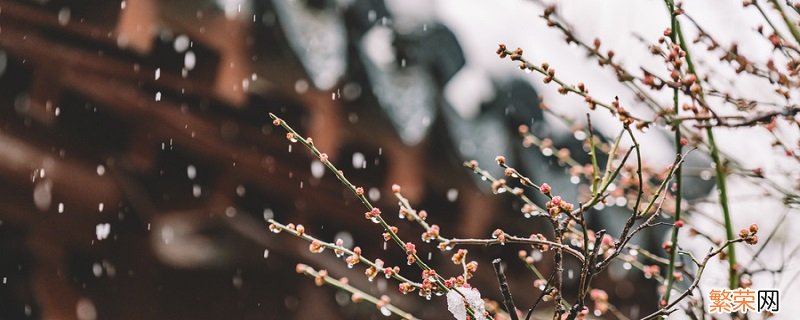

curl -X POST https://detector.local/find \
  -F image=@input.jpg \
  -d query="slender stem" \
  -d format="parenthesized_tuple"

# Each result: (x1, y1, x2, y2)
(296, 264, 420, 320)
(664, 0, 684, 304)
(707, 130, 738, 288)
(268, 114, 475, 316)
(767, 0, 800, 45)
(446, 235, 585, 263)
(666, 10, 738, 288)
(492, 259, 519, 320)
(268, 219, 421, 287)
(587, 115, 601, 198)
(641, 239, 746, 319)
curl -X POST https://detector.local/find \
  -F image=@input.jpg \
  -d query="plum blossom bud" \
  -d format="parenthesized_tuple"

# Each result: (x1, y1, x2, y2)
(399, 282, 416, 294)
(540, 183, 552, 194)
(452, 249, 468, 265)
(365, 208, 381, 220)
(405, 242, 417, 255)
(309, 240, 324, 253)
(365, 266, 378, 281)
(314, 269, 328, 286)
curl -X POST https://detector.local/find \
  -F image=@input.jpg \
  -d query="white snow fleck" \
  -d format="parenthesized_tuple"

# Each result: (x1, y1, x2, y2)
(187, 165, 197, 179)
(446, 188, 459, 202)
(33, 180, 53, 211)
(76, 298, 97, 320)
(310, 160, 325, 178)
(95, 223, 111, 240)
(173, 35, 190, 52)
(184, 51, 196, 70)
(352, 152, 365, 169)
(154, 68, 161, 80)
(192, 185, 202, 198)
(262, 208, 274, 221)
(96, 165, 105, 176)
(57, 8, 71, 26)
(446, 287, 487, 320)
(368, 187, 380, 201)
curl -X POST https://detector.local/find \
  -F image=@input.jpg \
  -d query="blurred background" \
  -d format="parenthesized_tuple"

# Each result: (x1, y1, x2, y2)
(0, 0, 798, 319)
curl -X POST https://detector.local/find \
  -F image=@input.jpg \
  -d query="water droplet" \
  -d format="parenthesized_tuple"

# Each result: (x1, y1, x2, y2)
(573, 131, 587, 141)
(700, 170, 712, 181)
(570, 176, 580, 184)
(542, 148, 553, 156)
(380, 307, 391, 316)
(623, 262, 632, 270)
